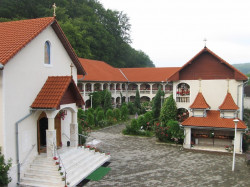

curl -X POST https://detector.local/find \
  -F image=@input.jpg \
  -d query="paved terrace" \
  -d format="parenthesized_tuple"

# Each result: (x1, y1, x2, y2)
(84, 124, 250, 187)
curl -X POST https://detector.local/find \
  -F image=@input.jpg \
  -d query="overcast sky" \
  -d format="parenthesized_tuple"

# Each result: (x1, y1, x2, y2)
(100, 0, 250, 67)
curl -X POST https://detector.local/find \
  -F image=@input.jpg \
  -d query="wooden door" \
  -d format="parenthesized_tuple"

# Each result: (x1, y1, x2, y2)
(55, 116, 61, 147)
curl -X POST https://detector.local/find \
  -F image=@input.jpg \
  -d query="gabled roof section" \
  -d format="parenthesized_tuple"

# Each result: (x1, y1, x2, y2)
(31, 76, 84, 109)
(219, 92, 239, 110)
(182, 110, 246, 129)
(168, 47, 248, 81)
(0, 17, 85, 75)
(78, 58, 128, 82)
(120, 67, 180, 82)
(190, 92, 210, 109)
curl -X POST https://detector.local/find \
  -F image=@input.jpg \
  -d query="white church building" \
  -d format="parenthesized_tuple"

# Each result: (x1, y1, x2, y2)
(0, 17, 110, 186)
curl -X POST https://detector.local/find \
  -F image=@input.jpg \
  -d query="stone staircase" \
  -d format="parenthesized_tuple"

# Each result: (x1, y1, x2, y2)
(19, 154, 64, 187)
(19, 147, 111, 187)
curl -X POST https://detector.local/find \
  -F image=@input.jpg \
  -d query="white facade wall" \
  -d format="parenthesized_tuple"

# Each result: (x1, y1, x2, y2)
(173, 79, 244, 119)
(244, 97, 250, 109)
(0, 71, 4, 153)
(2, 26, 78, 185)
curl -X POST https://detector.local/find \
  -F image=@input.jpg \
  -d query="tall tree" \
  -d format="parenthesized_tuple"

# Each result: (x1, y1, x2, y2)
(134, 89, 141, 112)
(103, 90, 112, 112)
(160, 94, 177, 125)
(0, 0, 155, 68)
(152, 87, 163, 120)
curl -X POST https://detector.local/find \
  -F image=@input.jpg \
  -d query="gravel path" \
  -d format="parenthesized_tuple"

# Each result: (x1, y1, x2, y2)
(84, 124, 250, 187)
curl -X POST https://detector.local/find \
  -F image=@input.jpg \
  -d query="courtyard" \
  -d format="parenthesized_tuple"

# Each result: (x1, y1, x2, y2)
(84, 124, 250, 187)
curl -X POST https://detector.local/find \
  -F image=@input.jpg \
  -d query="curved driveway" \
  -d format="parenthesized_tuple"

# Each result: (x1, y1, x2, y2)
(85, 124, 250, 187)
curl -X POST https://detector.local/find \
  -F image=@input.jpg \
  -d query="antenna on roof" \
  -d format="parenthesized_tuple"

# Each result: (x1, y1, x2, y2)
(52, 3, 57, 17)
(203, 38, 207, 48)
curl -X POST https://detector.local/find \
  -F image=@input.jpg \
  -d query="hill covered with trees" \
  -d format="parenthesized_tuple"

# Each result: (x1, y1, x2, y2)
(0, 0, 154, 68)
(233, 63, 250, 75)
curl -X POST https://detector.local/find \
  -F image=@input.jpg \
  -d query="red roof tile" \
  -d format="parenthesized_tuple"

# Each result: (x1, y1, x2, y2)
(0, 17, 85, 75)
(190, 92, 210, 109)
(219, 92, 239, 110)
(120, 67, 180, 82)
(168, 47, 248, 81)
(31, 76, 84, 109)
(182, 110, 246, 129)
(78, 58, 128, 82)
(0, 17, 55, 65)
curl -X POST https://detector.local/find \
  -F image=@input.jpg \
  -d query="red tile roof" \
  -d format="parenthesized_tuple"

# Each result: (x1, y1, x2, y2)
(219, 92, 239, 110)
(0, 17, 55, 65)
(182, 110, 246, 129)
(78, 58, 128, 82)
(168, 47, 248, 81)
(31, 76, 84, 109)
(190, 92, 210, 109)
(0, 17, 85, 75)
(120, 67, 180, 82)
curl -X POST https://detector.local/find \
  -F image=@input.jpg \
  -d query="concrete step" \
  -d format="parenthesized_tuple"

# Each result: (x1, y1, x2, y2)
(26, 168, 60, 176)
(20, 177, 64, 186)
(24, 172, 62, 180)
(19, 181, 63, 187)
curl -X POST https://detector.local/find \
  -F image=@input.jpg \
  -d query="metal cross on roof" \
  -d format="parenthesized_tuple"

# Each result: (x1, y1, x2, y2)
(203, 38, 207, 47)
(52, 3, 57, 17)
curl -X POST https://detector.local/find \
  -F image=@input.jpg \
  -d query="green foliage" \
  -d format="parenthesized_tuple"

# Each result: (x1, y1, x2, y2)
(106, 109, 114, 124)
(123, 119, 153, 137)
(166, 120, 184, 141)
(243, 131, 250, 152)
(127, 102, 136, 115)
(143, 111, 154, 130)
(113, 108, 121, 122)
(134, 89, 141, 111)
(121, 104, 129, 121)
(160, 94, 177, 125)
(86, 112, 95, 127)
(87, 108, 95, 115)
(97, 109, 105, 122)
(0, 0, 155, 68)
(92, 92, 105, 109)
(0, 154, 12, 185)
(103, 90, 112, 112)
(137, 115, 145, 129)
(152, 87, 164, 120)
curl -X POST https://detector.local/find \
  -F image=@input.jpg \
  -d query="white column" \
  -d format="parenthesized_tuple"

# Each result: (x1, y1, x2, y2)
(70, 111, 78, 147)
(91, 83, 94, 92)
(137, 83, 141, 91)
(114, 83, 117, 95)
(150, 84, 153, 95)
(82, 83, 86, 97)
(125, 83, 128, 103)
(101, 83, 104, 90)
(183, 127, 191, 149)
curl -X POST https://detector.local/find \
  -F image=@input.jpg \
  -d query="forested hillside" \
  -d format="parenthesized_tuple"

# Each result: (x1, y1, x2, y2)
(0, 0, 154, 68)
(233, 63, 250, 75)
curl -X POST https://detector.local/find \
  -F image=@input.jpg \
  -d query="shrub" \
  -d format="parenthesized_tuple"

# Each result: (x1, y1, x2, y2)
(155, 122, 171, 142)
(87, 108, 95, 115)
(86, 112, 95, 127)
(113, 108, 121, 122)
(143, 111, 154, 130)
(152, 87, 164, 120)
(137, 115, 145, 130)
(106, 109, 114, 124)
(0, 154, 12, 186)
(128, 102, 136, 115)
(104, 90, 112, 111)
(121, 104, 129, 121)
(97, 109, 105, 122)
(123, 119, 139, 135)
(166, 120, 184, 143)
(134, 89, 141, 111)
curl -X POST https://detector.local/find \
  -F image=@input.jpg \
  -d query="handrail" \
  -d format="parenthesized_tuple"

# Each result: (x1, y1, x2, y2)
(62, 133, 70, 141)
(20, 144, 36, 166)
(53, 142, 67, 186)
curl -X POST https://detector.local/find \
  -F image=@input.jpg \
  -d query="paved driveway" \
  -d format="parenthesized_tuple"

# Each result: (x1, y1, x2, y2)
(85, 124, 250, 187)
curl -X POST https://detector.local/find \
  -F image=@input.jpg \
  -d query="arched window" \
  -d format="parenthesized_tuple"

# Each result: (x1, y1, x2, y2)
(44, 41, 51, 65)
(176, 83, 190, 103)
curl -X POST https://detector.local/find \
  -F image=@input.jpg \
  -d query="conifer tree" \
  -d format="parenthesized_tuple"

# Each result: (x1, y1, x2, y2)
(103, 90, 112, 112)
(134, 89, 141, 112)
(160, 94, 177, 125)
(152, 87, 163, 120)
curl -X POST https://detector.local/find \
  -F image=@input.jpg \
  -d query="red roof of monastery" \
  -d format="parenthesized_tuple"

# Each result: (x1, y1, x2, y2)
(120, 67, 180, 82)
(31, 76, 84, 109)
(0, 17, 85, 75)
(182, 110, 246, 129)
(190, 92, 210, 109)
(168, 47, 248, 81)
(78, 58, 127, 82)
(219, 92, 239, 110)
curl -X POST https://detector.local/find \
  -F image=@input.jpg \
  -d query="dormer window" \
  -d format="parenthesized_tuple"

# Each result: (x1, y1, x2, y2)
(44, 41, 51, 65)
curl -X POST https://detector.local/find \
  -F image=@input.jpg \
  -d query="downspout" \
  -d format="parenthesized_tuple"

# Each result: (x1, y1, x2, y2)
(16, 110, 33, 185)
(0, 63, 4, 70)
(237, 80, 248, 120)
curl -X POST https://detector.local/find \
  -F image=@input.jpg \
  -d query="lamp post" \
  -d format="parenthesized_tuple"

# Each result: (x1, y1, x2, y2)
(232, 119, 239, 171)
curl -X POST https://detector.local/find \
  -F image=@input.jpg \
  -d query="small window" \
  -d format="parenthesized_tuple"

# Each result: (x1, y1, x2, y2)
(44, 41, 51, 65)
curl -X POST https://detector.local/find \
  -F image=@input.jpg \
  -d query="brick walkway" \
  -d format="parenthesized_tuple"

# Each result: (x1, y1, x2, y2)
(85, 124, 250, 187)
